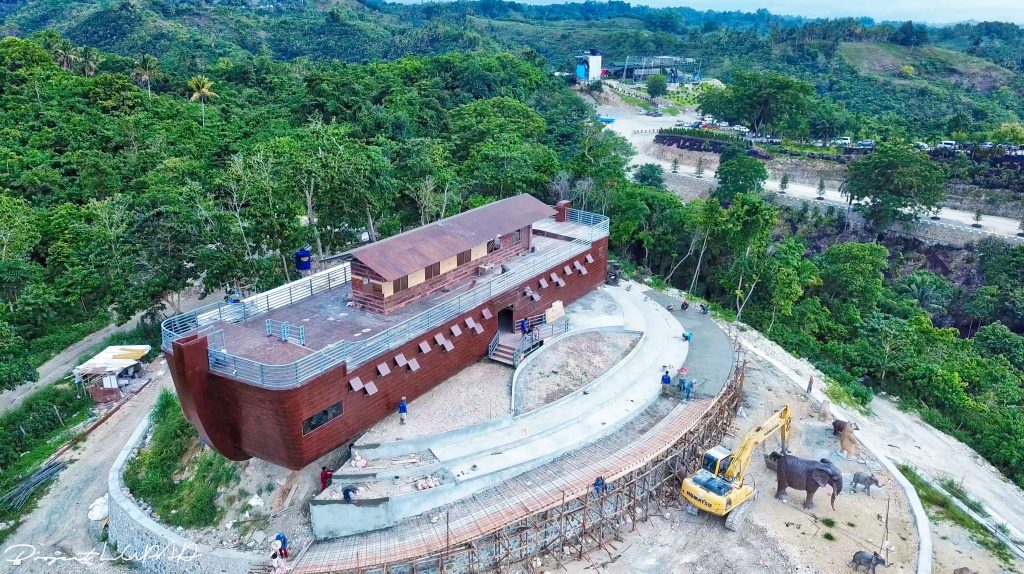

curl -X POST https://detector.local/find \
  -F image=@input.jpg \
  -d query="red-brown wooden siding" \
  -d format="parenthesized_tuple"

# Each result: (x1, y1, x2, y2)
(167, 238, 608, 470)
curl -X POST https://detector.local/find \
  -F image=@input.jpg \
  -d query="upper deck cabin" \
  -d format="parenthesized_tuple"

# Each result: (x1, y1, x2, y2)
(349, 195, 554, 315)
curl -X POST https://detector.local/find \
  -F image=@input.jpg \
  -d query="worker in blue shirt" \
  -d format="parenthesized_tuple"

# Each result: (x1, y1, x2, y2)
(660, 370, 672, 395)
(398, 397, 408, 425)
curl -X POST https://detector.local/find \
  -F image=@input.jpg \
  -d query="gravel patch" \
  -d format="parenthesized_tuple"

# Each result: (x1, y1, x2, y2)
(359, 360, 513, 443)
(515, 331, 640, 414)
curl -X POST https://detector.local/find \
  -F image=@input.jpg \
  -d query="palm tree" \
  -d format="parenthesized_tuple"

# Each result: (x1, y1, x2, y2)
(187, 75, 218, 128)
(52, 40, 79, 71)
(79, 47, 102, 77)
(132, 55, 161, 97)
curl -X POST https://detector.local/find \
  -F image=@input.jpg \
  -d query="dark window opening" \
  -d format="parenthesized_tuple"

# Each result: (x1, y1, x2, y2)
(392, 275, 409, 294)
(303, 401, 343, 435)
(513, 230, 521, 243)
(457, 250, 472, 266)
(425, 262, 441, 280)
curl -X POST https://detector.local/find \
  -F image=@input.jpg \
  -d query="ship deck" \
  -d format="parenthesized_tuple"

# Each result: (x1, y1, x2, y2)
(210, 221, 594, 366)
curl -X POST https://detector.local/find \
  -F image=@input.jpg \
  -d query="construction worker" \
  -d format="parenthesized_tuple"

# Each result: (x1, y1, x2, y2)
(274, 531, 289, 559)
(398, 397, 408, 425)
(684, 378, 695, 400)
(661, 370, 672, 396)
(519, 318, 528, 334)
(320, 466, 335, 491)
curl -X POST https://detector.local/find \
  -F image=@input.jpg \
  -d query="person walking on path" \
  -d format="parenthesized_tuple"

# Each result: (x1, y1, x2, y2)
(661, 370, 672, 396)
(320, 466, 335, 491)
(398, 397, 408, 424)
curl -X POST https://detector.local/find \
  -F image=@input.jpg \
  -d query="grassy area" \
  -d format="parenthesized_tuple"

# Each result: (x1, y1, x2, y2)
(940, 477, 990, 517)
(617, 92, 655, 111)
(825, 378, 872, 415)
(900, 464, 1014, 564)
(124, 390, 239, 528)
(0, 383, 92, 543)
(837, 42, 1013, 91)
(26, 313, 111, 367)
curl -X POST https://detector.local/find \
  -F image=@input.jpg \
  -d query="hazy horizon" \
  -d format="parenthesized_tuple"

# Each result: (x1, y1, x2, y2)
(498, 0, 1024, 25)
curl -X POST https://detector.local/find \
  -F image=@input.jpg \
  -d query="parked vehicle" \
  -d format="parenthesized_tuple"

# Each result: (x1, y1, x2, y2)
(980, 141, 994, 149)
(913, 142, 931, 151)
(856, 139, 876, 149)
(936, 140, 957, 150)
(832, 137, 852, 146)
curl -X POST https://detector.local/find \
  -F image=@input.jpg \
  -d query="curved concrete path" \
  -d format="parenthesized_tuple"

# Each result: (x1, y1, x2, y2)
(314, 283, 689, 538)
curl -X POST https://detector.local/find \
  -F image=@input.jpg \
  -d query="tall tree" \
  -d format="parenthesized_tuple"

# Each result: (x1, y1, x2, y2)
(132, 54, 160, 97)
(646, 74, 668, 98)
(845, 143, 945, 232)
(698, 70, 813, 134)
(713, 155, 767, 204)
(79, 46, 102, 77)
(187, 75, 218, 128)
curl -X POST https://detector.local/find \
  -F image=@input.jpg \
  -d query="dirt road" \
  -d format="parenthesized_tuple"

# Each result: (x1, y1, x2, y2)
(2, 365, 171, 573)
(0, 290, 205, 414)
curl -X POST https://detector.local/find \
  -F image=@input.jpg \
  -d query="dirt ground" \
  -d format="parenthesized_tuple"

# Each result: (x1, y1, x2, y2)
(736, 325, 1024, 573)
(515, 331, 640, 413)
(3, 361, 173, 573)
(357, 360, 513, 444)
(739, 356, 920, 574)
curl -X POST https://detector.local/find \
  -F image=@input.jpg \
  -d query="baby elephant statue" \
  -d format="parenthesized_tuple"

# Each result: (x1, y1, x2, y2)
(833, 419, 860, 436)
(849, 550, 886, 573)
(852, 472, 881, 496)
(775, 455, 843, 510)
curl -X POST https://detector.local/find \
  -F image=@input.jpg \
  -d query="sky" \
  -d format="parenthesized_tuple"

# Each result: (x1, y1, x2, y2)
(632, 0, 1023, 25)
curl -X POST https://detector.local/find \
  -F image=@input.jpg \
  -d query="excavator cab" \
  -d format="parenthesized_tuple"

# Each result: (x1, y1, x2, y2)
(702, 445, 734, 477)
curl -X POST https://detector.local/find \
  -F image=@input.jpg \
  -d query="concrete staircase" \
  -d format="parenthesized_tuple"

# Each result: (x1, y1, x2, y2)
(489, 341, 517, 365)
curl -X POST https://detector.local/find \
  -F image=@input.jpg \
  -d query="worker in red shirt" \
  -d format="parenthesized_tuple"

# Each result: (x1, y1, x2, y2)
(320, 466, 335, 492)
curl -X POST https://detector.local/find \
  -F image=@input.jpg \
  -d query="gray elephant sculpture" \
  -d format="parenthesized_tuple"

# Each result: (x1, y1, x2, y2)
(775, 454, 843, 510)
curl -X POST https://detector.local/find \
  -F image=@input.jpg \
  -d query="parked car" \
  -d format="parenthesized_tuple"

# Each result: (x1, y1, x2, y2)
(913, 142, 931, 151)
(731, 125, 751, 134)
(688, 121, 703, 129)
(856, 140, 876, 149)
(936, 140, 957, 150)
(980, 141, 994, 150)
(832, 137, 852, 146)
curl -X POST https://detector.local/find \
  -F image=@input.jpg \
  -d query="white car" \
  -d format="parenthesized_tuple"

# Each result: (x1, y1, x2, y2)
(936, 140, 957, 150)
(832, 137, 852, 146)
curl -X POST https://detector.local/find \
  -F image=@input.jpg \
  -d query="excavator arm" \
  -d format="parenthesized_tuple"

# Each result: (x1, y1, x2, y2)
(722, 404, 790, 484)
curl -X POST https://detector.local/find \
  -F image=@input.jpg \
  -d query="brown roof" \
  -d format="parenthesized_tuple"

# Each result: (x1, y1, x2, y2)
(349, 194, 556, 281)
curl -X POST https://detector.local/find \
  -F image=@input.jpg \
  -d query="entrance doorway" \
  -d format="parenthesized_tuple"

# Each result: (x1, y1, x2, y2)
(498, 308, 514, 334)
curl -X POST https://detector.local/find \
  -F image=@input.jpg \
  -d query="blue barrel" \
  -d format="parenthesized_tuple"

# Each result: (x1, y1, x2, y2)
(294, 247, 312, 272)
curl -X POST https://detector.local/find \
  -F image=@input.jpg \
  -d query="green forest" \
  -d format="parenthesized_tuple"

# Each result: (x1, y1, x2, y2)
(1, 0, 1023, 525)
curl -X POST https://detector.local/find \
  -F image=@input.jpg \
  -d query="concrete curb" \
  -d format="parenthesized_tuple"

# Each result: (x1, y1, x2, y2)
(107, 415, 260, 574)
(736, 336, 933, 574)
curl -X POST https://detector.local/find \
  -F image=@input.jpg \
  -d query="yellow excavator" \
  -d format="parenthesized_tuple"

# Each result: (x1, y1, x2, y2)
(680, 404, 791, 531)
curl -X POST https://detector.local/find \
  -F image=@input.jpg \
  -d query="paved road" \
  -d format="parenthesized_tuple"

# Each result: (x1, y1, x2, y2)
(643, 289, 734, 397)
(594, 102, 1023, 241)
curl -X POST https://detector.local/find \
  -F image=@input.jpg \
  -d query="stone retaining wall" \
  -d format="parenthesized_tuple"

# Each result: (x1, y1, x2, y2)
(107, 415, 260, 574)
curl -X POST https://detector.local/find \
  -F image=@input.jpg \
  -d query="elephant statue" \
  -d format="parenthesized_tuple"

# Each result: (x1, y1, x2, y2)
(775, 454, 843, 510)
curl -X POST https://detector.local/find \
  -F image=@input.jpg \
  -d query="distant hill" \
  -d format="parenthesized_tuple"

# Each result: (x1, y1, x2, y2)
(1, 0, 1022, 137)
(838, 42, 1014, 92)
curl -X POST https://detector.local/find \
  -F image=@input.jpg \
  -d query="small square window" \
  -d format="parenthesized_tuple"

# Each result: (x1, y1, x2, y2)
(419, 341, 431, 354)
(408, 358, 420, 372)
(394, 353, 408, 367)
(481, 308, 493, 320)
(585, 254, 595, 264)
(563, 265, 572, 275)
(364, 381, 378, 396)
(377, 363, 391, 377)
(443, 340, 455, 352)
(450, 325, 462, 337)
(539, 278, 548, 288)
(349, 377, 364, 391)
